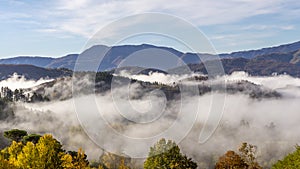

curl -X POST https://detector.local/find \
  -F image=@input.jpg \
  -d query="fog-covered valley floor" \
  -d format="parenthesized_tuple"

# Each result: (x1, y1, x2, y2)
(0, 71, 300, 168)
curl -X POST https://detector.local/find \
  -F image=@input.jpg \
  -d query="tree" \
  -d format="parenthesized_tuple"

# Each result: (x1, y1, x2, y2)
(4, 129, 28, 142)
(118, 158, 130, 169)
(238, 142, 262, 169)
(0, 131, 95, 169)
(22, 134, 42, 144)
(4, 134, 64, 169)
(100, 152, 131, 169)
(34, 134, 64, 168)
(272, 145, 300, 169)
(144, 138, 197, 169)
(6, 141, 23, 165)
(215, 150, 248, 169)
(62, 148, 90, 169)
(16, 141, 39, 168)
(0, 155, 15, 169)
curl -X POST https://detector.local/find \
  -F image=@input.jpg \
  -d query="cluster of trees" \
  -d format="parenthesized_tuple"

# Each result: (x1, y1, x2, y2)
(1, 129, 90, 169)
(0, 129, 300, 169)
(0, 87, 49, 102)
(215, 142, 262, 169)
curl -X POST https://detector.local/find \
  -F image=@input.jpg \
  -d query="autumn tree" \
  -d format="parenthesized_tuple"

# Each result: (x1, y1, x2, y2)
(118, 158, 131, 169)
(0, 155, 15, 169)
(144, 138, 197, 169)
(215, 150, 248, 169)
(0, 132, 93, 169)
(100, 152, 131, 169)
(5, 134, 64, 168)
(61, 148, 90, 169)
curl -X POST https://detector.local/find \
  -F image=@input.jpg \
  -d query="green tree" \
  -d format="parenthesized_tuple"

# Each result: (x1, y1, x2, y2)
(272, 145, 300, 169)
(144, 138, 197, 169)
(22, 134, 42, 144)
(4, 129, 28, 142)
(215, 150, 248, 169)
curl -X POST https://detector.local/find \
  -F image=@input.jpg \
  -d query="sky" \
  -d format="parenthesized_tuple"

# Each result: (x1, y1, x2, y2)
(0, 0, 299, 58)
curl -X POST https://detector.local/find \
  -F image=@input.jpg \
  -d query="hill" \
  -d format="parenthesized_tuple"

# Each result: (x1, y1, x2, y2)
(181, 50, 300, 77)
(0, 64, 72, 80)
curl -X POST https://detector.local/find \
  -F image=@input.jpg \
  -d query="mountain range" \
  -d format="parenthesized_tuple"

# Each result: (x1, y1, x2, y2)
(0, 41, 299, 78)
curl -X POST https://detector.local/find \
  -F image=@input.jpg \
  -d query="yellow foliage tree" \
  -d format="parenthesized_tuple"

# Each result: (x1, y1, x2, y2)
(7, 141, 23, 166)
(34, 134, 64, 168)
(61, 154, 75, 169)
(0, 132, 96, 169)
(118, 158, 131, 169)
(0, 155, 16, 169)
(16, 142, 39, 168)
(2, 134, 64, 169)
(61, 148, 90, 169)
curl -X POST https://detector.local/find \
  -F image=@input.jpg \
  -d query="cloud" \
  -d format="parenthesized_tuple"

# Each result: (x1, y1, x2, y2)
(239, 24, 296, 31)
(22, 0, 296, 38)
(0, 73, 53, 91)
(1, 0, 299, 55)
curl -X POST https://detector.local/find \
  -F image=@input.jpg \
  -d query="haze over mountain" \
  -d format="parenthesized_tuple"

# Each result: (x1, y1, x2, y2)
(0, 41, 299, 78)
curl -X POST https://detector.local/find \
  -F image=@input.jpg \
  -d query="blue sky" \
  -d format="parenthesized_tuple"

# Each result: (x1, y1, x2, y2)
(0, 0, 299, 58)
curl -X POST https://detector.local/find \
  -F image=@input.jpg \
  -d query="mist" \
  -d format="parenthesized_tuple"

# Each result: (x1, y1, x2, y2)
(0, 73, 53, 90)
(0, 71, 299, 168)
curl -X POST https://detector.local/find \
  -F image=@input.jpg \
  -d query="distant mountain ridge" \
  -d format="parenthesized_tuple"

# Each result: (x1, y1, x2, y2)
(0, 41, 299, 77)
(220, 41, 300, 58)
(0, 64, 72, 80)
(0, 54, 78, 70)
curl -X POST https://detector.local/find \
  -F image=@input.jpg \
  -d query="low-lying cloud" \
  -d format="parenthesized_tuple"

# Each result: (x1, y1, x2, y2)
(0, 73, 53, 91)
(0, 71, 299, 168)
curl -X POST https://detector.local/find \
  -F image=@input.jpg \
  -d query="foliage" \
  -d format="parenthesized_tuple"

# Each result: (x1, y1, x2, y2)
(215, 150, 248, 169)
(0, 155, 15, 169)
(0, 132, 91, 169)
(271, 145, 300, 169)
(62, 148, 90, 169)
(95, 72, 113, 83)
(0, 87, 49, 103)
(4, 129, 28, 142)
(100, 152, 131, 169)
(22, 134, 42, 144)
(144, 138, 197, 169)
(118, 159, 131, 169)
(238, 142, 262, 169)
(6, 128, 300, 169)
(5, 134, 64, 168)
